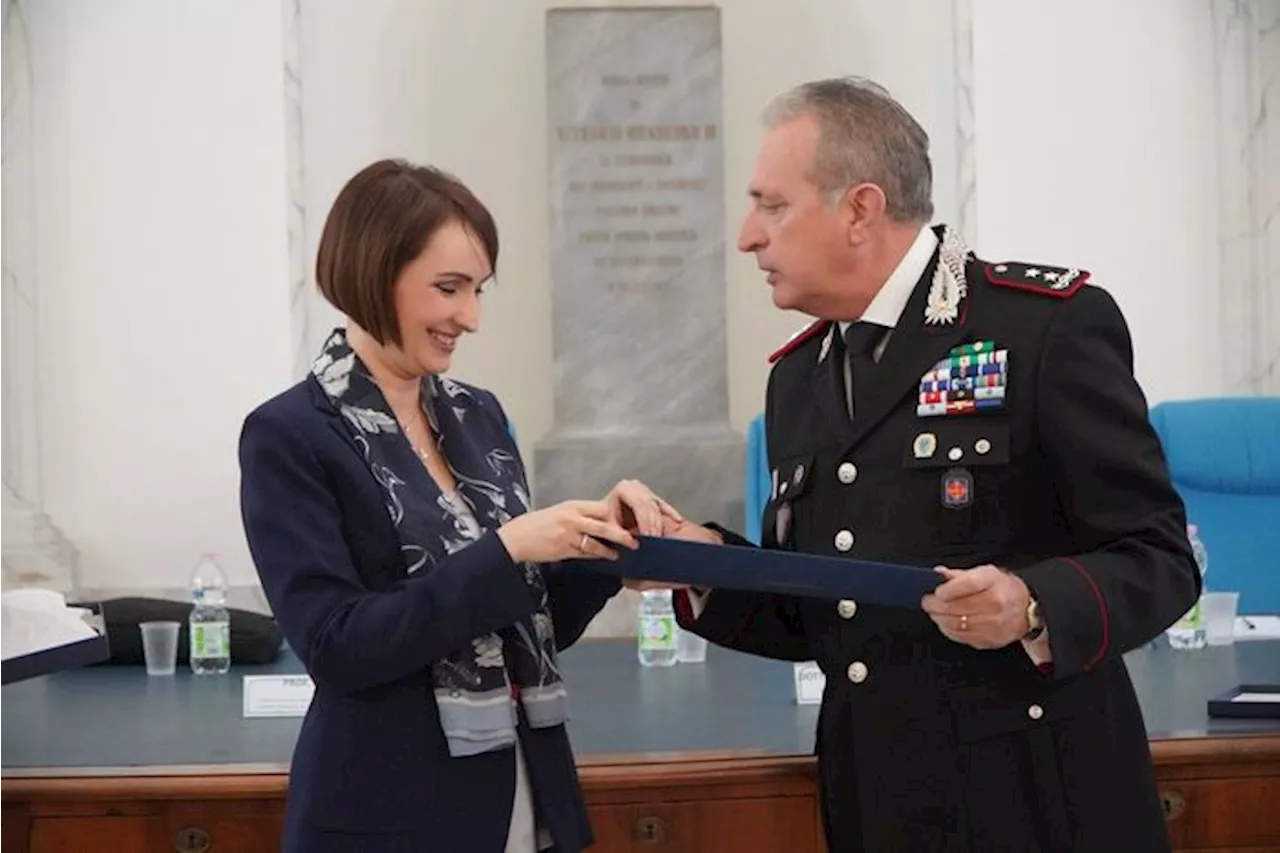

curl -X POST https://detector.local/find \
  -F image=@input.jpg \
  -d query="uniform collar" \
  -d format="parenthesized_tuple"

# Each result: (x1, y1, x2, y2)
(840, 225, 938, 335)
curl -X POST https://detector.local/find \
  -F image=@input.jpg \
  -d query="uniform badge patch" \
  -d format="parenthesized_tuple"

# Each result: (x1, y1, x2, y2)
(912, 432, 937, 459)
(941, 467, 973, 509)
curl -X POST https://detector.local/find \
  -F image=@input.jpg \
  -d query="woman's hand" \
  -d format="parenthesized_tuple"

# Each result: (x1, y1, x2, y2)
(604, 479, 683, 537)
(497, 500, 638, 564)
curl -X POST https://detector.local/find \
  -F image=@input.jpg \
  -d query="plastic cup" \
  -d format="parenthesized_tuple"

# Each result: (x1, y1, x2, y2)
(139, 620, 180, 675)
(1201, 592, 1239, 646)
(676, 626, 708, 663)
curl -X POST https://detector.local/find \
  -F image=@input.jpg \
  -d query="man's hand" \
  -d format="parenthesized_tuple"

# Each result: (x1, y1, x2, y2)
(921, 565, 1032, 649)
(660, 517, 724, 545)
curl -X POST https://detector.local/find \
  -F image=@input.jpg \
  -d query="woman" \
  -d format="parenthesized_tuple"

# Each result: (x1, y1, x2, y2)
(238, 158, 677, 852)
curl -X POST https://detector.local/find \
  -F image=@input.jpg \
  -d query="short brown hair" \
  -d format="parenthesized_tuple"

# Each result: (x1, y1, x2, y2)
(315, 159, 499, 346)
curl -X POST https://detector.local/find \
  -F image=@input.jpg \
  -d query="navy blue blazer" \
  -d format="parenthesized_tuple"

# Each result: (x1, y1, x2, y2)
(238, 374, 621, 853)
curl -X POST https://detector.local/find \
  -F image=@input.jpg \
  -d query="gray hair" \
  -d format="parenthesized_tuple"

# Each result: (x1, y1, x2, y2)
(763, 76, 934, 223)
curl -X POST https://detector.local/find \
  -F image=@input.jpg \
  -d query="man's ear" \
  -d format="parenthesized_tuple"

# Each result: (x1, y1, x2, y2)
(842, 182, 888, 246)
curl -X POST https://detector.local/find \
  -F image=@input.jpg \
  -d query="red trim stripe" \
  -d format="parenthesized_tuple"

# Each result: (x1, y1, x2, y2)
(1061, 556, 1109, 669)
(768, 320, 831, 363)
(985, 264, 1089, 298)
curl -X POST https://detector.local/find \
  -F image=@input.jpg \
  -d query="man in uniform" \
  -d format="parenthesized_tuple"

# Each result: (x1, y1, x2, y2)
(665, 77, 1199, 851)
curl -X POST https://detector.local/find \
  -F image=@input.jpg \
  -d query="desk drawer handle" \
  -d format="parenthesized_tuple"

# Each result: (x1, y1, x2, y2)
(1160, 790, 1186, 821)
(633, 816, 668, 845)
(173, 826, 212, 853)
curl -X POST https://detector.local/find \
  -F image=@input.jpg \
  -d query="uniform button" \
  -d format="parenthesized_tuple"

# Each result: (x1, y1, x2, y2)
(948, 446, 963, 461)
(837, 462, 858, 484)
(834, 530, 855, 552)
(975, 438, 991, 455)
(837, 599, 858, 619)
(846, 661, 869, 684)
(1028, 704, 1044, 720)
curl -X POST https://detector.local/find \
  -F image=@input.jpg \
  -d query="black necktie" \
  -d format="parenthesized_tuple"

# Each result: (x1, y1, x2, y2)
(844, 321, 885, 420)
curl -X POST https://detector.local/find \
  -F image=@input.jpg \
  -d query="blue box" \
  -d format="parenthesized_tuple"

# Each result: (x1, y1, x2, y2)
(1207, 684, 1280, 719)
(1, 606, 110, 685)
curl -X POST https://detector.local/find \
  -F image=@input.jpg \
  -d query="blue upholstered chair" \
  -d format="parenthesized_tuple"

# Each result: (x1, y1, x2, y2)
(744, 413, 770, 544)
(1150, 396, 1280, 614)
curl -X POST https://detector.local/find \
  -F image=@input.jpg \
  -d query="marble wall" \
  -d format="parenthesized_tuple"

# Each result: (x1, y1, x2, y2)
(282, 0, 312, 380)
(1212, 0, 1280, 395)
(1, 0, 79, 591)
(952, 0, 978, 244)
(2, 0, 38, 507)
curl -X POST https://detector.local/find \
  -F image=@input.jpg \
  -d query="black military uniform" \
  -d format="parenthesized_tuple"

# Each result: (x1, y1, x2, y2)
(676, 225, 1199, 852)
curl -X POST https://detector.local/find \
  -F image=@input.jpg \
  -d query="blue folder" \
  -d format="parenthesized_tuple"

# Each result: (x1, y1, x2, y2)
(584, 536, 942, 609)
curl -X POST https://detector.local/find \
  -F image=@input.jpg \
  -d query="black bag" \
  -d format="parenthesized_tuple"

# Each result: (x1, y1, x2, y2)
(69, 596, 284, 666)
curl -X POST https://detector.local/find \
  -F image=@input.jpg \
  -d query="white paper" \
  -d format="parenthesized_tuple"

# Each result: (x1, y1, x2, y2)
(243, 674, 315, 718)
(1, 589, 99, 660)
(1236, 615, 1280, 640)
(1231, 692, 1280, 703)
(793, 661, 825, 705)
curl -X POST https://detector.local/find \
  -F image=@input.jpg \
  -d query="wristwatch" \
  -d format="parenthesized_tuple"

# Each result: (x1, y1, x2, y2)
(1023, 596, 1045, 641)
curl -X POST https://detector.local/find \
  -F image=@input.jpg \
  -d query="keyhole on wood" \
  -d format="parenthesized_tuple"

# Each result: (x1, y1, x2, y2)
(633, 816, 668, 844)
(1160, 791, 1186, 821)
(172, 826, 212, 853)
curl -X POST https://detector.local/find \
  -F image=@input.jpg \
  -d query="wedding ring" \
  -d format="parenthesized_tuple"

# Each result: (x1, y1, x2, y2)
(580, 533, 590, 551)
(959, 614, 969, 631)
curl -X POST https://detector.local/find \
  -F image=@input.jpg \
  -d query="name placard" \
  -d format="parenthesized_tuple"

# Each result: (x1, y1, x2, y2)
(793, 661, 826, 705)
(243, 674, 315, 718)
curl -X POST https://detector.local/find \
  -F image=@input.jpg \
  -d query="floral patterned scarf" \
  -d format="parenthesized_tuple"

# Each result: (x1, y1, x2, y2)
(312, 329, 566, 757)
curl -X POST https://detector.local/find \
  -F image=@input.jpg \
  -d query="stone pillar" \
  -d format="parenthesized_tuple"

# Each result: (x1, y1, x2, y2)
(1211, 0, 1280, 395)
(282, 0, 312, 381)
(2, 0, 80, 592)
(539, 7, 742, 636)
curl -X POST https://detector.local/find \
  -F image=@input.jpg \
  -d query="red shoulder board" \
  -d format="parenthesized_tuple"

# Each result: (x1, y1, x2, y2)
(985, 261, 1089, 298)
(768, 320, 831, 364)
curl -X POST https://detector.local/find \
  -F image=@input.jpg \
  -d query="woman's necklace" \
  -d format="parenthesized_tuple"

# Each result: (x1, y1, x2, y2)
(373, 376, 438, 464)
(401, 414, 438, 465)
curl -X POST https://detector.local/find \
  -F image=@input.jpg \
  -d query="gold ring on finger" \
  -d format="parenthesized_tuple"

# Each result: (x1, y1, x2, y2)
(580, 533, 590, 551)
(959, 614, 969, 631)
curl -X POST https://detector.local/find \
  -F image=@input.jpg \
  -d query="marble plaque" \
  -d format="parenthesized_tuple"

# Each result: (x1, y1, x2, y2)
(539, 8, 742, 637)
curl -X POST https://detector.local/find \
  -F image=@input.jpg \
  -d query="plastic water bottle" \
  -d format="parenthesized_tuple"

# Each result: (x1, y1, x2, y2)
(189, 552, 231, 675)
(1167, 525, 1209, 650)
(637, 589, 678, 667)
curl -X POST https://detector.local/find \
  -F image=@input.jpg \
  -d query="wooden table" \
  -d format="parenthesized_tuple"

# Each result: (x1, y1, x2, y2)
(4, 638, 1278, 852)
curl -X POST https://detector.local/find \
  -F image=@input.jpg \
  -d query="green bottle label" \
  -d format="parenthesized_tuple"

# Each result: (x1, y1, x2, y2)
(192, 621, 229, 657)
(639, 616, 676, 650)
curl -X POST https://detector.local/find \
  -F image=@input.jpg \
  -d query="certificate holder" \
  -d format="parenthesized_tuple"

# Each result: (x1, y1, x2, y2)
(583, 536, 941, 610)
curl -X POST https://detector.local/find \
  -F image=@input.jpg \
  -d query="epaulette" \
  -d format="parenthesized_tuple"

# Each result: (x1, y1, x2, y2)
(768, 319, 831, 364)
(984, 261, 1089, 298)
